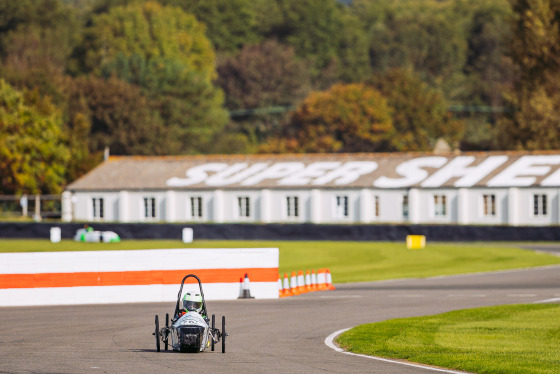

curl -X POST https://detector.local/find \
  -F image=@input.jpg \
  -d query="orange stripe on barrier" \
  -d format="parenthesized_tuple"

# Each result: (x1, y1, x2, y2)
(0, 268, 278, 289)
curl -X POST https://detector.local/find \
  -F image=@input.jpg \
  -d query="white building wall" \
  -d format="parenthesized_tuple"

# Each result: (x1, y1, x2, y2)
(516, 188, 559, 226)
(416, 189, 458, 224)
(65, 186, 560, 226)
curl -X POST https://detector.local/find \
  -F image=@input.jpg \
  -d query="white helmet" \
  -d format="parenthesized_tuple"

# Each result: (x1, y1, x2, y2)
(183, 292, 203, 313)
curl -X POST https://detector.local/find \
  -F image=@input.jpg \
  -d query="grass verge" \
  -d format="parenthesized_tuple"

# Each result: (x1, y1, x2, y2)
(0, 239, 559, 283)
(337, 303, 560, 374)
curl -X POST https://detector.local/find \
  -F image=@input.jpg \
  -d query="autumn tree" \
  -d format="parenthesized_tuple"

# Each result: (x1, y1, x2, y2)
(262, 83, 394, 153)
(0, 80, 69, 194)
(371, 68, 464, 151)
(497, 0, 560, 150)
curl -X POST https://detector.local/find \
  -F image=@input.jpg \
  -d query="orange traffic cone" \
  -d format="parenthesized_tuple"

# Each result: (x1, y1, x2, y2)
(238, 273, 255, 299)
(326, 268, 336, 290)
(317, 268, 327, 291)
(297, 270, 307, 294)
(282, 273, 292, 297)
(305, 270, 313, 292)
(311, 269, 318, 291)
(290, 271, 300, 295)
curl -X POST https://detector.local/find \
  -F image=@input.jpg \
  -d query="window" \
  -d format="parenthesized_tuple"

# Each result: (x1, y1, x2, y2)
(335, 195, 349, 218)
(286, 196, 299, 218)
(238, 196, 250, 218)
(434, 195, 447, 216)
(190, 196, 203, 219)
(482, 194, 496, 216)
(92, 197, 104, 220)
(402, 195, 409, 218)
(374, 195, 380, 217)
(144, 197, 156, 219)
(533, 194, 547, 216)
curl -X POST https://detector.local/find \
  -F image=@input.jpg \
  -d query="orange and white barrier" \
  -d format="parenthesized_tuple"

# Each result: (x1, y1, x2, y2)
(0, 248, 279, 306)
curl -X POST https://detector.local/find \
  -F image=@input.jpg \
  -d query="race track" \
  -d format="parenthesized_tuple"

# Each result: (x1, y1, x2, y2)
(1, 265, 559, 374)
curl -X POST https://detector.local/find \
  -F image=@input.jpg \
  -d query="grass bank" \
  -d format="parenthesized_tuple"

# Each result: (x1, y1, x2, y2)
(337, 303, 560, 374)
(0, 239, 558, 283)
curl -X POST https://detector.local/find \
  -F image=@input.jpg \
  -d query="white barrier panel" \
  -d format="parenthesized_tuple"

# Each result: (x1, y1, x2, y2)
(0, 248, 278, 306)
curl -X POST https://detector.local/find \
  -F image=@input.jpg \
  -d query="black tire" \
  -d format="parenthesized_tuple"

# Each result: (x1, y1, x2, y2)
(211, 314, 215, 351)
(165, 313, 169, 351)
(221, 316, 226, 354)
(155, 315, 160, 352)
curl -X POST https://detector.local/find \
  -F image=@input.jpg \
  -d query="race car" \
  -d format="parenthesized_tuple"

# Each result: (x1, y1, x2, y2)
(153, 274, 227, 353)
(73, 227, 120, 243)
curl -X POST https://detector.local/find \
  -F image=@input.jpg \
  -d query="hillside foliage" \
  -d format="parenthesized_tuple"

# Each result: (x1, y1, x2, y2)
(0, 0, 558, 193)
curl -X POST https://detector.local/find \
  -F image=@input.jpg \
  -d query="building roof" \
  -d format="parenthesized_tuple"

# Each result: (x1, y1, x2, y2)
(67, 151, 560, 191)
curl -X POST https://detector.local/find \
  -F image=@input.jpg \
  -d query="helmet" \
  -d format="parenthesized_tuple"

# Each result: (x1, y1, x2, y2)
(182, 292, 203, 313)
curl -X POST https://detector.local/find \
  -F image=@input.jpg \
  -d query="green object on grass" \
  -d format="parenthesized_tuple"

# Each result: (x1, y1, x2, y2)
(337, 303, 560, 374)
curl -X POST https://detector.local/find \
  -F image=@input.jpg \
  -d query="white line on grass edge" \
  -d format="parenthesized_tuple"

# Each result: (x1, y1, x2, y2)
(325, 328, 470, 374)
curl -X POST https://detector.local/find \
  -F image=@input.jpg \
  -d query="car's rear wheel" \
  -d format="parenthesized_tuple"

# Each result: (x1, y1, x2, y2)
(211, 314, 215, 351)
(221, 316, 226, 353)
(165, 313, 169, 351)
(154, 315, 160, 352)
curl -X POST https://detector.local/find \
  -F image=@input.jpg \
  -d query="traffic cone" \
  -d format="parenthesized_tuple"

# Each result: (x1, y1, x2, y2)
(317, 268, 327, 291)
(326, 268, 336, 290)
(311, 269, 318, 291)
(297, 270, 307, 294)
(290, 271, 300, 295)
(278, 274, 284, 298)
(238, 273, 255, 299)
(238, 277, 244, 297)
(282, 273, 292, 297)
(305, 270, 312, 292)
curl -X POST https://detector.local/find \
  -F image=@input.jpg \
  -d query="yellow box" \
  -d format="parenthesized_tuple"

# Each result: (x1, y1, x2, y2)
(406, 235, 426, 249)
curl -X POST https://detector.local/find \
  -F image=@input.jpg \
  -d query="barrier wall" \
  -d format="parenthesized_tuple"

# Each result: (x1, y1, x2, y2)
(1, 222, 560, 241)
(0, 248, 279, 306)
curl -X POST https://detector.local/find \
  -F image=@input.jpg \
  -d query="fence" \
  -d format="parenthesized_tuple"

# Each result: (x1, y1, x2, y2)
(0, 195, 62, 220)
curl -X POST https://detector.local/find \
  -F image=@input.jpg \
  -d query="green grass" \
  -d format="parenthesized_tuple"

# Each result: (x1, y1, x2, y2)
(0, 239, 559, 283)
(337, 304, 560, 374)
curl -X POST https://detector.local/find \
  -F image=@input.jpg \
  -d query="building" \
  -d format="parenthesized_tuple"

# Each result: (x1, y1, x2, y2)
(63, 152, 560, 226)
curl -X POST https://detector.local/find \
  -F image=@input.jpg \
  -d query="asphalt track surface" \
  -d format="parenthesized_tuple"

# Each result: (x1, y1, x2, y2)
(1, 258, 559, 373)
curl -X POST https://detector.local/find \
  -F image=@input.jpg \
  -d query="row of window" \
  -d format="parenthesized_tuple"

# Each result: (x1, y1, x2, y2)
(90, 194, 551, 220)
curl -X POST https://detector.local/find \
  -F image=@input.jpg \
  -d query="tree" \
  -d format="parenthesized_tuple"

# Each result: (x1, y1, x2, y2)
(497, 0, 560, 150)
(372, 68, 464, 151)
(73, 1, 228, 153)
(351, 0, 468, 100)
(0, 80, 69, 194)
(217, 40, 310, 110)
(63, 75, 168, 155)
(262, 83, 394, 153)
(261, 0, 370, 84)
(162, 0, 261, 54)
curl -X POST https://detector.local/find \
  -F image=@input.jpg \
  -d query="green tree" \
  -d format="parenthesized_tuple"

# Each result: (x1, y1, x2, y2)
(372, 68, 464, 151)
(74, 1, 228, 153)
(162, 0, 261, 54)
(262, 0, 370, 84)
(0, 80, 69, 194)
(351, 0, 468, 100)
(262, 83, 394, 153)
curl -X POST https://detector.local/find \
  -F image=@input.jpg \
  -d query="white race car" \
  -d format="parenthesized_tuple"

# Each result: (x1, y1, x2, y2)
(153, 274, 227, 353)
(73, 228, 120, 243)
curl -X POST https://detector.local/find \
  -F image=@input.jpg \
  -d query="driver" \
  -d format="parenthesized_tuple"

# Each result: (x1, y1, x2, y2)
(182, 292, 203, 315)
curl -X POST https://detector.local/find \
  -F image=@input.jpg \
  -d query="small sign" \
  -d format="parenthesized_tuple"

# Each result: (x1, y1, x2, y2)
(406, 235, 426, 250)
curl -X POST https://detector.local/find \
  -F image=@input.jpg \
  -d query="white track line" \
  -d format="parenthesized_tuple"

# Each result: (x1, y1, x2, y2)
(534, 297, 560, 304)
(325, 328, 470, 374)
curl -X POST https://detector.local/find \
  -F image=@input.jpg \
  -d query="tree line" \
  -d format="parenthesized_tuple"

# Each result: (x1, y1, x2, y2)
(0, 0, 558, 194)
